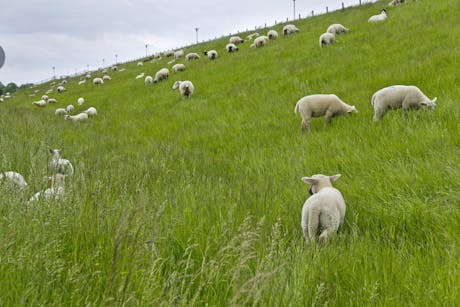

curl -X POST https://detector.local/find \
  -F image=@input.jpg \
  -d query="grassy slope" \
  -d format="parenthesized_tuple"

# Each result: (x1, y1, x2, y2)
(1, 0, 459, 305)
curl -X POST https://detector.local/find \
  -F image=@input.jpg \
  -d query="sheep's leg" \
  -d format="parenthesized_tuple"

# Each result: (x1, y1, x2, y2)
(324, 111, 334, 125)
(301, 119, 311, 133)
(318, 227, 335, 244)
(373, 108, 384, 121)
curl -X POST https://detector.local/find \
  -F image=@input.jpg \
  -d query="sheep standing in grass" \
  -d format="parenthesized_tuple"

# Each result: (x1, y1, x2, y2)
(226, 43, 238, 53)
(204, 50, 218, 60)
(294, 94, 358, 132)
(55, 108, 67, 116)
(389, 0, 405, 6)
(174, 49, 184, 59)
(32, 100, 47, 107)
(172, 80, 195, 98)
(47, 98, 58, 104)
(319, 32, 336, 48)
(28, 173, 66, 203)
(371, 85, 437, 121)
(102, 75, 111, 81)
(300, 174, 345, 244)
(0, 171, 28, 190)
(57, 86, 66, 93)
(64, 113, 88, 123)
(93, 77, 104, 85)
(49, 149, 74, 176)
(136, 72, 145, 79)
(368, 9, 387, 22)
(251, 36, 269, 48)
(78, 79, 86, 85)
(83, 107, 97, 117)
(66, 104, 74, 113)
(145, 75, 153, 85)
(153, 68, 169, 83)
(283, 24, 300, 35)
(267, 30, 278, 40)
(172, 63, 186, 73)
(327, 24, 349, 35)
(229, 36, 244, 44)
(41, 95, 49, 101)
(77, 97, 85, 106)
(185, 53, 201, 61)
(137, 61, 143, 66)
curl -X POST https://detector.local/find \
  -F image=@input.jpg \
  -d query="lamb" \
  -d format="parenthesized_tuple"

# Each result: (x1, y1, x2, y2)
(49, 149, 74, 176)
(250, 36, 269, 48)
(41, 95, 49, 101)
(66, 104, 74, 113)
(319, 32, 336, 48)
(83, 107, 97, 117)
(185, 53, 201, 61)
(172, 63, 186, 73)
(368, 9, 387, 22)
(203, 50, 218, 60)
(85, 73, 92, 79)
(0, 171, 28, 190)
(294, 94, 358, 132)
(153, 68, 169, 83)
(136, 72, 145, 79)
(300, 174, 345, 244)
(226, 43, 238, 53)
(371, 85, 437, 121)
(174, 49, 184, 59)
(137, 61, 143, 66)
(64, 112, 88, 123)
(77, 97, 85, 106)
(47, 98, 58, 104)
(327, 24, 349, 35)
(111, 65, 118, 71)
(93, 77, 104, 85)
(55, 108, 67, 116)
(389, 0, 405, 6)
(172, 80, 195, 98)
(283, 24, 300, 35)
(229, 36, 244, 44)
(145, 75, 153, 85)
(28, 173, 66, 203)
(163, 50, 175, 57)
(78, 79, 86, 85)
(267, 30, 278, 40)
(102, 75, 112, 81)
(57, 86, 66, 93)
(246, 32, 260, 40)
(32, 100, 47, 107)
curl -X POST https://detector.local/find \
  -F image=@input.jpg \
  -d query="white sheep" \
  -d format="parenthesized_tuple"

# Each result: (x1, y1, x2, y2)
(137, 61, 143, 66)
(172, 80, 195, 98)
(163, 50, 175, 57)
(64, 112, 88, 123)
(327, 24, 349, 35)
(57, 86, 66, 93)
(229, 36, 244, 44)
(48, 98, 58, 104)
(77, 97, 85, 106)
(46, 89, 53, 94)
(102, 75, 112, 81)
(49, 149, 74, 176)
(78, 79, 86, 85)
(145, 75, 153, 85)
(66, 104, 74, 113)
(93, 77, 104, 85)
(319, 32, 336, 48)
(83, 107, 97, 117)
(55, 108, 67, 116)
(60, 80, 68, 85)
(28, 173, 66, 203)
(0, 171, 28, 190)
(85, 73, 92, 79)
(389, 0, 405, 6)
(226, 43, 238, 53)
(371, 85, 437, 121)
(246, 32, 260, 40)
(294, 94, 358, 132)
(368, 9, 387, 22)
(204, 50, 218, 60)
(174, 49, 184, 59)
(153, 68, 169, 83)
(172, 63, 186, 73)
(301, 174, 345, 244)
(136, 72, 145, 79)
(32, 100, 47, 107)
(283, 24, 300, 35)
(111, 65, 118, 71)
(41, 95, 49, 101)
(185, 53, 201, 61)
(267, 30, 278, 40)
(119, 68, 126, 72)
(251, 36, 269, 48)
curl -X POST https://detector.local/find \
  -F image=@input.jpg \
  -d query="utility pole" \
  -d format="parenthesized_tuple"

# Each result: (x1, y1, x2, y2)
(293, 0, 296, 20)
(195, 27, 199, 44)
(115, 54, 118, 65)
(145, 44, 148, 57)
(52, 66, 55, 79)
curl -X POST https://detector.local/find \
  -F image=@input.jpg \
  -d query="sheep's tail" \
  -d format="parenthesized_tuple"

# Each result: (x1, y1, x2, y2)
(308, 209, 320, 239)
(294, 100, 300, 114)
(371, 93, 376, 106)
(319, 38, 323, 48)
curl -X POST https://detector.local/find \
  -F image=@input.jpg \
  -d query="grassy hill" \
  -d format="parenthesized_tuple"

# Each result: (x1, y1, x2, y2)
(1, 0, 459, 305)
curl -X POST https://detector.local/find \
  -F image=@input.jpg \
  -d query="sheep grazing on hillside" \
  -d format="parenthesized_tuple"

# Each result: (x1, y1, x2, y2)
(93, 77, 104, 85)
(83, 107, 97, 117)
(41, 95, 49, 101)
(0, 171, 28, 190)
(163, 50, 175, 57)
(246, 32, 260, 40)
(283, 24, 300, 35)
(78, 79, 86, 85)
(145, 75, 153, 85)
(389, 0, 405, 6)
(102, 75, 112, 81)
(185, 53, 201, 61)
(77, 97, 85, 106)
(57, 86, 66, 93)
(64, 112, 88, 123)
(49, 149, 74, 176)
(267, 30, 279, 40)
(153, 68, 169, 83)
(46, 89, 53, 94)
(66, 104, 74, 113)
(319, 32, 336, 48)
(60, 80, 68, 85)
(204, 50, 218, 60)
(174, 49, 184, 59)
(137, 61, 143, 66)
(172, 63, 186, 73)
(172, 80, 195, 99)
(300, 174, 345, 244)
(226, 43, 238, 53)
(111, 65, 118, 71)
(368, 9, 387, 22)
(55, 108, 67, 116)
(47, 98, 58, 104)
(136, 72, 145, 79)
(250, 36, 269, 48)
(294, 94, 358, 132)
(327, 24, 349, 35)
(371, 85, 437, 121)
(85, 73, 92, 79)
(28, 173, 66, 203)
(229, 36, 244, 44)
(32, 100, 47, 107)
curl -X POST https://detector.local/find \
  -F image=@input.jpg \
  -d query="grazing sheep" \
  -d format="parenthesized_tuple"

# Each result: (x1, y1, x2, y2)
(174, 49, 184, 59)
(66, 104, 74, 113)
(145, 75, 153, 85)
(85, 73, 92, 79)
(77, 97, 85, 106)
(83, 107, 97, 117)
(41, 95, 49, 101)
(172, 80, 195, 98)
(300, 174, 345, 244)
(60, 80, 68, 85)
(371, 85, 437, 121)
(64, 112, 88, 123)
(283, 24, 300, 35)
(172, 63, 186, 73)
(55, 108, 67, 116)
(204, 50, 218, 60)
(93, 77, 104, 85)
(47, 98, 58, 104)
(0, 171, 28, 190)
(226, 43, 239, 53)
(28, 173, 66, 203)
(229, 36, 244, 44)
(246, 32, 260, 40)
(102, 75, 112, 81)
(327, 24, 349, 35)
(153, 68, 169, 83)
(119, 68, 126, 72)
(294, 94, 358, 132)
(111, 65, 118, 71)
(251, 36, 269, 48)
(319, 32, 336, 48)
(57, 86, 66, 93)
(102, 68, 108, 74)
(163, 50, 175, 57)
(167, 59, 176, 65)
(267, 30, 278, 40)
(32, 100, 47, 107)
(136, 72, 145, 79)
(368, 9, 387, 22)
(185, 53, 201, 61)
(46, 89, 53, 94)
(137, 61, 143, 66)
(49, 149, 74, 176)
(389, 0, 405, 6)
(78, 79, 86, 85)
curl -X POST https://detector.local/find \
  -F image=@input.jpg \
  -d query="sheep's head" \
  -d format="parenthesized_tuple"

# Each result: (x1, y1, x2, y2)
(301, 174, 341, 195)
(348, 106, 358, 114)
(421, 97, 437, 110)
(172, 81, 182, 90)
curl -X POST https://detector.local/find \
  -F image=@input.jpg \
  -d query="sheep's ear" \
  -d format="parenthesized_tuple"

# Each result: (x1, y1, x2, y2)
(431, 97, 437, 104)
(48, 149, 54, 154)
(329, 174, 341, 183)
(302, 177, 318, 185)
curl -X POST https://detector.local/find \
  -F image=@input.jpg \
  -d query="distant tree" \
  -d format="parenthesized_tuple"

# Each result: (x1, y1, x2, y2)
(0, 82, 4, 95)
(4, 82, 18, 94)
(19, 83, 33, 89)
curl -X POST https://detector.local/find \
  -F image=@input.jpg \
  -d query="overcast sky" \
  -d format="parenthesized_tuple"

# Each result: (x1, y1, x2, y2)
(0, 0, 374, 85)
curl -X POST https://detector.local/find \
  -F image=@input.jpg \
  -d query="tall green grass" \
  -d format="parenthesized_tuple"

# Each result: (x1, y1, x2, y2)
(1, 0, 459, 305)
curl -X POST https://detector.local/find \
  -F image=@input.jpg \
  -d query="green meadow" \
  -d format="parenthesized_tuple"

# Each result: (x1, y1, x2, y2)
(1, 0, 459, 305)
